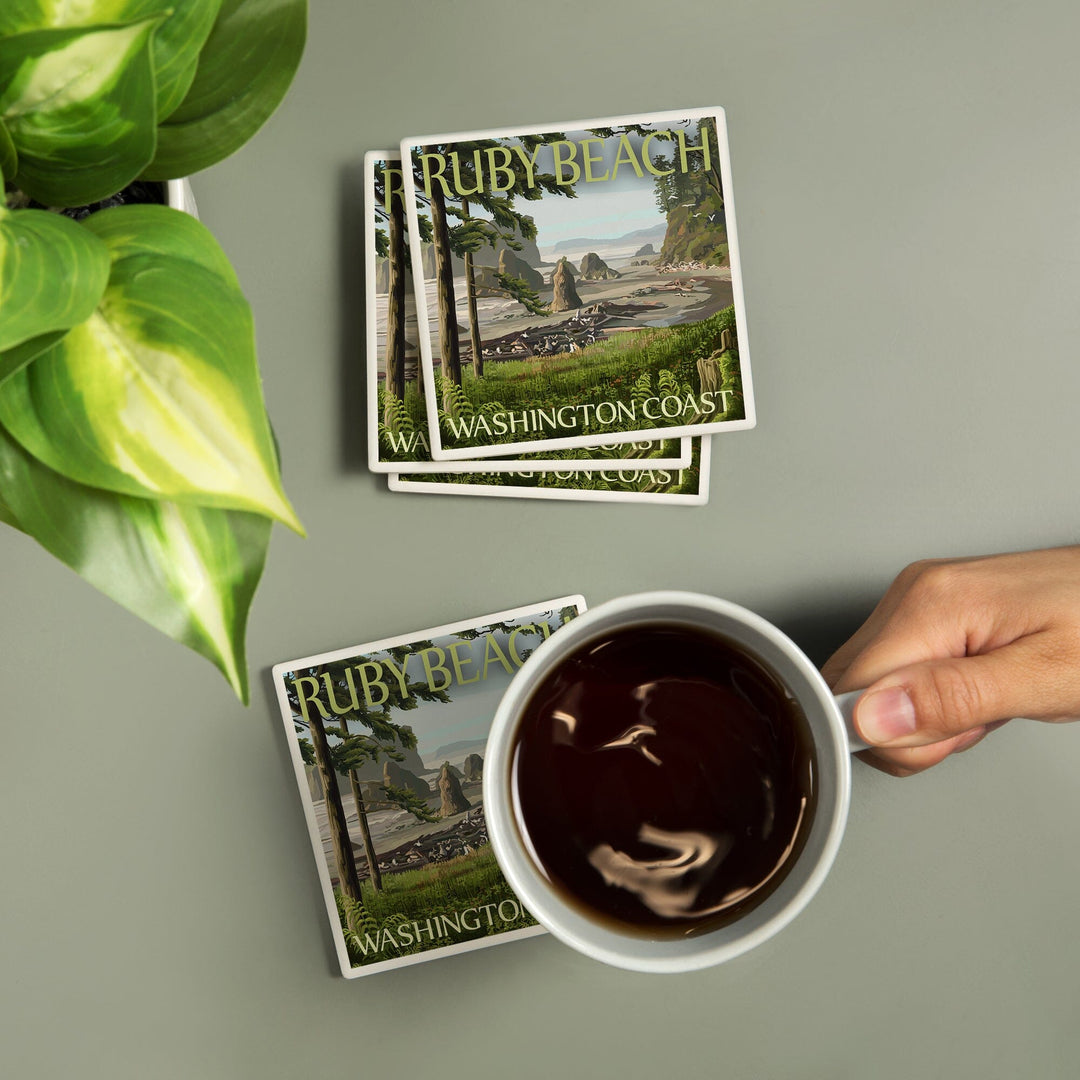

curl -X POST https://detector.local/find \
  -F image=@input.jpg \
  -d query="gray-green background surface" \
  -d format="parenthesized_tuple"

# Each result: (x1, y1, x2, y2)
(3, 2, 1080, 1076)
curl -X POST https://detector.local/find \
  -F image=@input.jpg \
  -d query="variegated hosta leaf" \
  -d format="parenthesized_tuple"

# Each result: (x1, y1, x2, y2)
(0, 483, 19, 529)
(0, 119, 16, 181)
(0, 421, 268, 701)
(0, 201, 110, 351)
(0, 329, 67, 386)
(0, 0, 223, 122)
(0, 204, 303, 532)
(145, 0, 306, 180)
(0, 18, 161, 206)
(83, 201, 239, 285)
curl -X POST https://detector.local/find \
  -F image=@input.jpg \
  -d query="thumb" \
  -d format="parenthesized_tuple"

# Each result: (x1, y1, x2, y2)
(854, 638, 1049, 747)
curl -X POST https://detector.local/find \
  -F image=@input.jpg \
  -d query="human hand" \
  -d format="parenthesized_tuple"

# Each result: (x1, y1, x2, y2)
(821, 547, 1080, 776)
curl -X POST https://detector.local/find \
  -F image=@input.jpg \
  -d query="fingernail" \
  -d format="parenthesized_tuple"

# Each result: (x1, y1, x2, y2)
(953, 726, 987, 754)
(858, 686, 917, 743)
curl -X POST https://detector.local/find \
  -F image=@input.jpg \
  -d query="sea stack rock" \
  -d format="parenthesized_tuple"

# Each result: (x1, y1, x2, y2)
(383, 760, 431, 798)
(438, 762, 471, 816)
(498, 249, 544, 291)
(346, 728, 426, 783)
(633, 243, 656, 257)
(579, 252, 621, 280)
(551, 258, 583, 312)
(462, 753, 484, 782)
(472, 264, 500, 292)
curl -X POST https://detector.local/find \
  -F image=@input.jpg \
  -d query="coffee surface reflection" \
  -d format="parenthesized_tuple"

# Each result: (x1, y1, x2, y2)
(511, 623, 817, 937)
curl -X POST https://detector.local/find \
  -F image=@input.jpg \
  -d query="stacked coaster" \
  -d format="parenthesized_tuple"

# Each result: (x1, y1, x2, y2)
(367, 108, 755, 505)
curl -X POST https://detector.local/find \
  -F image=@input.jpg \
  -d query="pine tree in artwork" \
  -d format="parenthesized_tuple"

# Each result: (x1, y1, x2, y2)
(314, 720, 439, 894)
(373, 162, 407, 405)
(285, 649, 448, 900)
(374, 162, 432, 408)
(407, 135, 578, 382)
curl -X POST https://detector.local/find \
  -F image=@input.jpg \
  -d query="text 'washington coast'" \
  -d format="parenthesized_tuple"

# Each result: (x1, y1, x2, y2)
(443, 390, 734, 440)
(352, 900, 528, 959)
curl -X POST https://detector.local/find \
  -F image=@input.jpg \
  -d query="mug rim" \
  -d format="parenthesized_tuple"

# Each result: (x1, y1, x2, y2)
(483, 590, 853, 973)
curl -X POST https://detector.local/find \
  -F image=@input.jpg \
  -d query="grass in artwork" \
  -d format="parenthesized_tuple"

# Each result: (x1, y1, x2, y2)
(377, 309, 743, 456)
(335, 846, 536, 966)
(433, 308, 742, 448)
(466, 307, 735, 404)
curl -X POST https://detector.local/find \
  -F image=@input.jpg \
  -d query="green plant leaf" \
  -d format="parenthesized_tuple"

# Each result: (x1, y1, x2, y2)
(0, 204, 110, 350)
(141, 0, 224, 120)
(0, 1, 224, 122)
(0, 421, 268, 701)
(144, 0, 306, 180)
(82, 201, 239, 285)
(0, 119, 17, 182)
(0, 329, 68, 385)
(0, 204, 303, 532)
(0, 483, 20, 529)
(0, 18, 162, 206)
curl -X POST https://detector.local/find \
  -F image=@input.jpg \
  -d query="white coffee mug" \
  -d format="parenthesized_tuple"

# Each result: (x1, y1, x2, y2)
(483, 591, 867, 974)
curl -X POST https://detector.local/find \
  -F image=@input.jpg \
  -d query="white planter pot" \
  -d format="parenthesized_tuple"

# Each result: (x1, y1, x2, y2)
(166, 178, 198, 218)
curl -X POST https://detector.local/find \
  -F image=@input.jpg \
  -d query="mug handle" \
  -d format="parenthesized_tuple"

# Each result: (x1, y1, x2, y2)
(834, 690, 871, 753)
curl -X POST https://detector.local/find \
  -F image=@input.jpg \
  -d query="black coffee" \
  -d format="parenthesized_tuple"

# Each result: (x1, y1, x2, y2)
(511, 623, 817, 937)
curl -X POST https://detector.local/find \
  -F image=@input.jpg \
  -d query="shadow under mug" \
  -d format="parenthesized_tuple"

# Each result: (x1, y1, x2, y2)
(482, 590, 867, 974)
